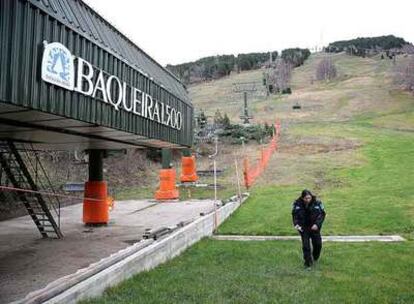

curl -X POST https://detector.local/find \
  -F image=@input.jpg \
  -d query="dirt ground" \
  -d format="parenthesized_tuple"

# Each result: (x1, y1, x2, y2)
(0, 199, 217, 303)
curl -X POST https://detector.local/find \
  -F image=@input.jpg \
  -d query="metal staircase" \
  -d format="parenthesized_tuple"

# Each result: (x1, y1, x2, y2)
(0, 141, 63, 238)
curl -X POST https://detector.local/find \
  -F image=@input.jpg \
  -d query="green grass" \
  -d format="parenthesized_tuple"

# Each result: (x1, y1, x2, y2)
(115, 186, 154, 200)
(82, 239, 414, 304)
(116, 182, 238, 201)
(218, 122, 414, 237)
(115, 175, 237, 201)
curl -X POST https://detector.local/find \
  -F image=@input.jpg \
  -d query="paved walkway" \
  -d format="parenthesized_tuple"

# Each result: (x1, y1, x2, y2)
(212, 235, 406, 242)
(0, 199, 217, 303)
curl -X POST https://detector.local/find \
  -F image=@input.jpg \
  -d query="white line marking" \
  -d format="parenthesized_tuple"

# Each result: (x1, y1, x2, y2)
(211, 235, 406, 242)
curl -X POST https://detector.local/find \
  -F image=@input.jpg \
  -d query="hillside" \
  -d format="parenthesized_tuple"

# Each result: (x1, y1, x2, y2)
(166, 48, 309, 84)
(189, 52, 413, 125)
(189, 52, 414, 197)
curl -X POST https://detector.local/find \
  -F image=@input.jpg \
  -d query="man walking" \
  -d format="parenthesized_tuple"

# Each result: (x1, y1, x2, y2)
(292, 189, 326, 268)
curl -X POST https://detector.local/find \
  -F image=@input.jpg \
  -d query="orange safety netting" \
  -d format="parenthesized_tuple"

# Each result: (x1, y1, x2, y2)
(243, 121, 281, 189)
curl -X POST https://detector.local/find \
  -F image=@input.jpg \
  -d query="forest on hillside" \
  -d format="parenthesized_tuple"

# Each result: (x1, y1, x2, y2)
(166, 48, 310, 84)
(326, 35, 412, 57)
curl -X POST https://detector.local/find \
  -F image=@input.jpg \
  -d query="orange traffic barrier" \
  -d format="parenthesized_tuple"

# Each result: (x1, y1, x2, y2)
(243, 121, 281, 189)
(155, 168, 179, 200)
(180, 155, 199, 183)
(83, 181, 109, 224)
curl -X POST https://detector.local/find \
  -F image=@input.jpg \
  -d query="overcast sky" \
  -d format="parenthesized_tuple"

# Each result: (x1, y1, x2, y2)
(84, 0, 413, 66)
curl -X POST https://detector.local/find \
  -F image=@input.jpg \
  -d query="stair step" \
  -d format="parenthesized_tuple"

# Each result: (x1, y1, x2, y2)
(28, 204, 45, 208)
(26, 203, 42, 207)
(1, 141, 62, 239)
(28, 208, 46, 213)
(43, 230, 58, 234)
(29, 211, 46, 215)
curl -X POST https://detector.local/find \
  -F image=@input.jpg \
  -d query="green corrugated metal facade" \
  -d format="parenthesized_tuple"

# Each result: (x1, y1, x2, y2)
(0, 0, 193, 149)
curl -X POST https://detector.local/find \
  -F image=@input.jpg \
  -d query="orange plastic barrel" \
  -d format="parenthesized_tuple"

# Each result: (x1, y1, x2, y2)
(180, 156, 199, 183)
(83, 181, 109, 224)
(155, 168, 179, 200)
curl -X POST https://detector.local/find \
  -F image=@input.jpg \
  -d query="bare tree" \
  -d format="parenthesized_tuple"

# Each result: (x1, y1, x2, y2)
(394, 56, 414, 92)
(267, 59, 292, 93)
(401, 44, 414, 55)
(316, 57, 337, 81)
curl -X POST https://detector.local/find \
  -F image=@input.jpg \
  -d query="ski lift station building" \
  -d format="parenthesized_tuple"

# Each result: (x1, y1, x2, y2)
(0, 0, 195, 232)
(0, 0, 193, 150)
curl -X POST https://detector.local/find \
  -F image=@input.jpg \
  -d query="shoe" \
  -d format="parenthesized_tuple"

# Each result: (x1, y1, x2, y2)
(304, 261, 313, 268)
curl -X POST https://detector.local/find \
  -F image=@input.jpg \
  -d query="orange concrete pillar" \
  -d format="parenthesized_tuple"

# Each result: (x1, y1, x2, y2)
(83, 181, 109, 224)
(83, 150, 109, 225)
(155, 168, 179, 200)
(180, 155, 199, 183)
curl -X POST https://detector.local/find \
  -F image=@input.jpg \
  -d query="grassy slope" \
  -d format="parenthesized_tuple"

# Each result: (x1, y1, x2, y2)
(218, 53, 414, 237)
(83, 240, 414, 304)
(82, 53, 414, 303)
(218, 123, 414, 236)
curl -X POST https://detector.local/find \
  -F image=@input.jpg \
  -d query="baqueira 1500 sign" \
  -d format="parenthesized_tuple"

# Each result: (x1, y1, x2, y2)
(41, 41, 183, 130)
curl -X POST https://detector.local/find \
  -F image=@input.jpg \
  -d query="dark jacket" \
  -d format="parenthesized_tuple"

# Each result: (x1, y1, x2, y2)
(292, 198, 326, 230)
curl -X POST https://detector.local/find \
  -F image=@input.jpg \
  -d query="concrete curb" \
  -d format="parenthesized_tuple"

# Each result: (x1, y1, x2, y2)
(211, 235, 406, 242)
(15, 194, 248, 304)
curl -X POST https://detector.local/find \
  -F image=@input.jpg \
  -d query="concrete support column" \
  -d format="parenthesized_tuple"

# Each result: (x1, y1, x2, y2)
(182, 148, 191, 157)
(88, 149, 104, 181)
(161, 148, 172, 169)
(83, 149, 109, 225)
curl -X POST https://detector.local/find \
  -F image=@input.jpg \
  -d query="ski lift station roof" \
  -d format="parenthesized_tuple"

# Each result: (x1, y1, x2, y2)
(0, 0, 193, 150)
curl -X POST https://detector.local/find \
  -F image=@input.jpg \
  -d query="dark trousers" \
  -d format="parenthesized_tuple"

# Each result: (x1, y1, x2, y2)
(300, 229, 322, 265)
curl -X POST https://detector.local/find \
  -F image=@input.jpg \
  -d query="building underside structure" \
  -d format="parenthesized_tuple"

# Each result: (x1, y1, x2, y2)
(0, 0, 196, 236)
